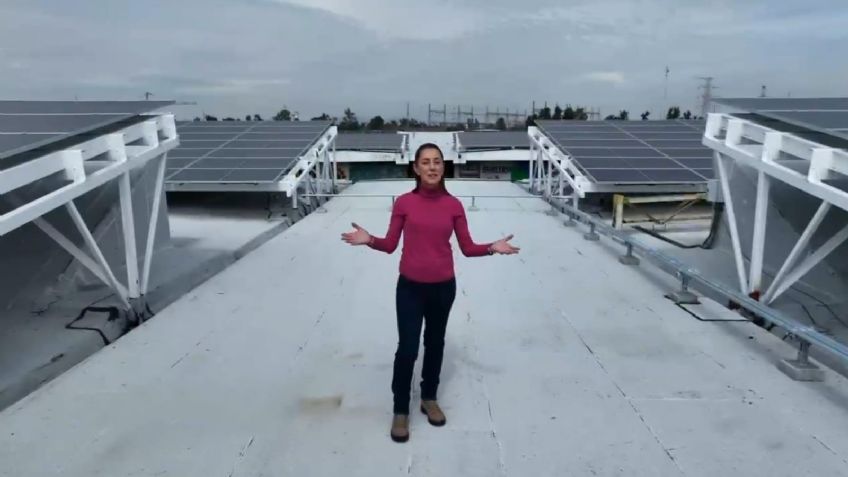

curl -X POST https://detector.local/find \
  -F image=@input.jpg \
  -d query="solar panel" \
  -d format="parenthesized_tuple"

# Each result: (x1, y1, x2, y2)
(334, 132, 404, 152)
(458, 131, 529, 150)
(0, 100, 174, 160)
(536, 119, 712, 184)
(713, 97, 848, 141)
(166, 120, 331, 184)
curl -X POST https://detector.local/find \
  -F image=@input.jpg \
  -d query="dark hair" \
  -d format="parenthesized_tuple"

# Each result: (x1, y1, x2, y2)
(412, 142, 447, 193)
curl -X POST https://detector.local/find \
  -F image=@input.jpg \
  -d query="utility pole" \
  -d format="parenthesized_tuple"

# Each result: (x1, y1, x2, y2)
(696, 76, 716, 118)
(427, 104, 447, 125)
(760, 85, 767, 98)
(664, 66, 669, 100)
(144, 91, 153, 100)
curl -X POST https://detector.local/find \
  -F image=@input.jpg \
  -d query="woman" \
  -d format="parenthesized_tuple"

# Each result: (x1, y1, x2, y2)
(341, 143, 519, 443)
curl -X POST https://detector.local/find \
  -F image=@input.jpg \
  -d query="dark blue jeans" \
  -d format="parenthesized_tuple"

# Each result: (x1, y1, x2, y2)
(392, 274, 457, 414)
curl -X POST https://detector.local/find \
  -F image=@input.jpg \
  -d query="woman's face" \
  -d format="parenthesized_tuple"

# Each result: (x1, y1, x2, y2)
(414, 147, 444, 188)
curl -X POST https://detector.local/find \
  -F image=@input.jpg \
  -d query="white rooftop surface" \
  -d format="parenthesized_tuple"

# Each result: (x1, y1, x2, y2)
(3, 180, 848, 476)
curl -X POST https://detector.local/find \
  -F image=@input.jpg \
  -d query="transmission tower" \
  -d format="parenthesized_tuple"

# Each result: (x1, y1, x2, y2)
(427, 104, 447, 125)
(696, 76, 716, 118)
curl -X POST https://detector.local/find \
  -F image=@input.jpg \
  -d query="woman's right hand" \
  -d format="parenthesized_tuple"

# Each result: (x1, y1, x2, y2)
(341, 222, 372, 246)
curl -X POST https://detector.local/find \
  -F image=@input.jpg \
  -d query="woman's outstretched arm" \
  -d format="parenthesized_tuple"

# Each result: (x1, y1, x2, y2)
(453, 208, 493, 257)
(453, 200, 520, 257)
(341, 200, 405, 253)
(368, 208, 404, 253)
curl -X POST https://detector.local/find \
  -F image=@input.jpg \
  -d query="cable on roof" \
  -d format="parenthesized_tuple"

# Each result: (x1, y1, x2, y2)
(633, 201, 723, 250)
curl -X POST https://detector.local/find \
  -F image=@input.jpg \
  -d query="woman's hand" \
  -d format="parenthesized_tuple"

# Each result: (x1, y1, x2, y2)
(490, 234, 520, 255)
(341, 222, 372, 246)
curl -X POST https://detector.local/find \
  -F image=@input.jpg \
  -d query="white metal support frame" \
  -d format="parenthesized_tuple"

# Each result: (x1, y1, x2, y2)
(704, 112, 848, 303)
(281, 126, 338, 208)
(527, 126, 589, 203)
(0, 114, 179, 313)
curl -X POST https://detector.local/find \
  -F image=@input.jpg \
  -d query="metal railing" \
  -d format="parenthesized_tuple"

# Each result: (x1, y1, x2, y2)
(556, 201, 848, 370)
(301, 192, 575, 213)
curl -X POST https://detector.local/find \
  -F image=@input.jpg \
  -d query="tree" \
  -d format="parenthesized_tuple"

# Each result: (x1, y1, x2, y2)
(683, 110, 692, 120)
(553, 105, 563, 120)
(273, 108, 292, 121)
(223, 117, 235, 121)
(666, 106, 681, 119)
(495, 117, 507, 130)
(605, 114, 618, 120)
(367, 115, 385, 130)
(254, 114, 263, 121)
(640, 111, 650, 120)
(525, 115, 537, 127)
(562, 106, 576, 120)
(339, 108, 360, 131)
(539, 106, 552, 120)
(618, 110, 629, 120)
(574, 107, 588, 120)
(311, 113, 331, 121)
(204, 114, 218, 121)
(245, 115, 252, 121)
(193, 116, 201, 122)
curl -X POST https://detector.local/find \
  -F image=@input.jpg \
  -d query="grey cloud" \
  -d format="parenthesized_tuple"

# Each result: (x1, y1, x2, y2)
(1, 0, 845, 121)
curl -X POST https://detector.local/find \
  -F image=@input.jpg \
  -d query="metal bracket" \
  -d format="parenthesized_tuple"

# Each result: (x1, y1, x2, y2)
(668, 274, 700, 305)
(619, 243, 640, 266)
(583, 222, 600, 241)
(777, 341, 825, 382)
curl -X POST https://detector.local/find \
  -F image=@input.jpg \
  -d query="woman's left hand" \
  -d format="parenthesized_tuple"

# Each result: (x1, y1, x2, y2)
(490, 234, 520, 255)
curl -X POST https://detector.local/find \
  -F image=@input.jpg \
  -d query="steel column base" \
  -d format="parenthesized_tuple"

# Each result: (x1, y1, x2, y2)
(668, 290, 700, 305)
(777, 358, 825, 382)
(619, 255, 640, 266)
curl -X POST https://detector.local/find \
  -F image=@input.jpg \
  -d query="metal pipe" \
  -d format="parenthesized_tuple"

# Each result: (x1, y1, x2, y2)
(560, 205, 848, 364)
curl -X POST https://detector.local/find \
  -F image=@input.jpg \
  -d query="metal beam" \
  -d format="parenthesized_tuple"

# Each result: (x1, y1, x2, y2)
(141, 153, 168, 295)
(715, 152, 749, 294)
(32, 215, 128, 299)
(768, 223, 848, 303)
(0, 136, 177, 237)
(66, 202, 130, 308)
(118, 172, 140, 299)
(763, 201, 831, 304)
(749, 171, 770, 294)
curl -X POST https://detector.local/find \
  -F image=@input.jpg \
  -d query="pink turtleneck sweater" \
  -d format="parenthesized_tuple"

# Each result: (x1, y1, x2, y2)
(368, 187, 492, 283)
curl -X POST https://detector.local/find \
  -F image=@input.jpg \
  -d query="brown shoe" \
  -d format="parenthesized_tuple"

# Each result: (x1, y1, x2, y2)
(420, 400, 446, 426)
(390, 414, 409, 442)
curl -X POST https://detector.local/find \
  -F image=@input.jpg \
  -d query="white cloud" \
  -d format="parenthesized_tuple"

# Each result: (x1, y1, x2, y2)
(581, 71, 625, 85)
(273, 0, 493, 40)
(182, 78, 292, 94)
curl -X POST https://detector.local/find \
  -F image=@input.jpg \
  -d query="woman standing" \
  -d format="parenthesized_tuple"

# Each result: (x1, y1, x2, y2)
(341, 143, 519, 443)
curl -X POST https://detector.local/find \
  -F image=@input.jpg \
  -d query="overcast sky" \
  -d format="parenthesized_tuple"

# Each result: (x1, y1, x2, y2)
(1, 0, 846, 122)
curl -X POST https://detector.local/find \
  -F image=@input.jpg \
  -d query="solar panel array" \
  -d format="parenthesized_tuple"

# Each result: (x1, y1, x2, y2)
(335, 132, 403, 152)
(0, 100, 173, 161)
(459, 131, 529, 150)
(536, 120, 713, 184)
(167, 121, 331, 183)
(714, 97, 848, 142)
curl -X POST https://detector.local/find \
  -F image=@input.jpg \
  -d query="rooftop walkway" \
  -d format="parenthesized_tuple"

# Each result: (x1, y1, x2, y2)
(2, 181, 848, 476)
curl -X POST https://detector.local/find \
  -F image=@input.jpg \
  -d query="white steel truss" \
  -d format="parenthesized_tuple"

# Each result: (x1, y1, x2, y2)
(527, 126, 588, 202)
(0, 114, 179, 314)
(527, 126, 707, 198)
(703, 113, 848, 304)
(281, 126, 338, 208)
